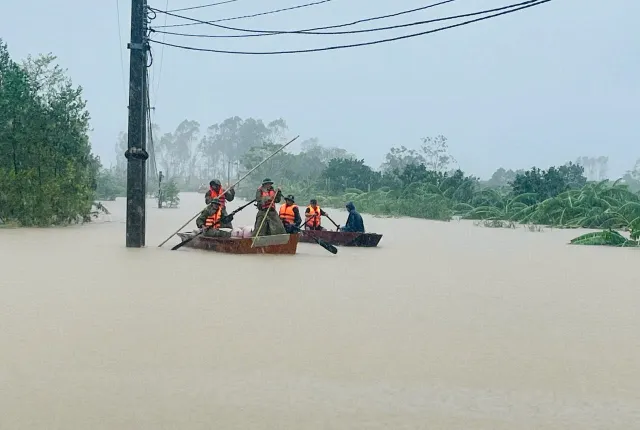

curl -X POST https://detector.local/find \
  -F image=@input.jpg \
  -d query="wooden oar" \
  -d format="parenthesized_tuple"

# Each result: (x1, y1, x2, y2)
(218, 199, 257, 225)
(302, 230, 338, 254)
(324, 213, 341, 231)
(291, 225, 337, 255)
(158, 135, 299, 247)
(171, 199, 256, 251)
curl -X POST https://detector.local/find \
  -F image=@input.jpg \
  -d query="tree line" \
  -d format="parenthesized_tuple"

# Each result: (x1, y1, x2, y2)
(95, 111, 640, 245)
(96, 117, 355, 201)
(3, 39, 638, 242)
(0, 40, 105, 226)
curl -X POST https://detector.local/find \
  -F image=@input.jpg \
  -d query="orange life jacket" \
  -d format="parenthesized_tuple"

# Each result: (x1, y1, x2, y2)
(259, 188, 276, 210)
(204, 205, 223, 228)
(208, 187, 226, 207)
(306, 205, 321, 228)
(279, 203, 297, 224)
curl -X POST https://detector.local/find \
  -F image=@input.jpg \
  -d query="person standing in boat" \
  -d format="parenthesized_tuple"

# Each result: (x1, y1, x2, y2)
(253, 178, 286, 236)
(195, 200, 231, 238)
(304, 199, 329, 231)
(339, 201, 365, 233)
(205, 179, 235, 229)
(279, 194, 302, 234)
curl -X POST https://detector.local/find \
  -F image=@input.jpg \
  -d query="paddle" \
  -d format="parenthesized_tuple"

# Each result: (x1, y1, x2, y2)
(218, 199, 257, 225)
(170, 199, 256, 251)
(158, 135, 299, 247)
(324, 213, 341, 231)
(302, 230, 338, 254)
(291, 225, 337, 255)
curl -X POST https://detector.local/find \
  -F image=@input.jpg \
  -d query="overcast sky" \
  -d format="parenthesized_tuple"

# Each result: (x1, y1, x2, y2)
(1, 0, 638, 178)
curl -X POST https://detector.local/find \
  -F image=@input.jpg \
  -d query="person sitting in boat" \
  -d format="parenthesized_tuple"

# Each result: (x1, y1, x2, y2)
(195, 200, 231, 238)
(279, 194, 302, 234)
(305, 199, 329, 231)
(205, 179, 235, 229)
(339, 201, 365, 233)
(253, 178, 286, 236)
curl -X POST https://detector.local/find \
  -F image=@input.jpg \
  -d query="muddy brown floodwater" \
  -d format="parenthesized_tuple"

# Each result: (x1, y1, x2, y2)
(1, 192, 639, 429)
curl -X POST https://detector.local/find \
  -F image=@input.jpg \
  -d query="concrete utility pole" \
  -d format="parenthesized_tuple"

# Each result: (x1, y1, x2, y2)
(125, 0, 148, 247)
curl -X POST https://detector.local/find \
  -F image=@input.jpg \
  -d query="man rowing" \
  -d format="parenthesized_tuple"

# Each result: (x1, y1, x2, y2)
(304, 199, 329, 231)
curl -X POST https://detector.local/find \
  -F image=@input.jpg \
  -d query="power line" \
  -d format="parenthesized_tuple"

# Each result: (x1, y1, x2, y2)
(115, 0, 127, 102)
(148, 0, 553, 55)
(151, 0, 537, 39)
(167, 0, 240, 13)
(151, 0, 170, 106)
(158, 0, 333, 28)
(152, 0, 455, 31)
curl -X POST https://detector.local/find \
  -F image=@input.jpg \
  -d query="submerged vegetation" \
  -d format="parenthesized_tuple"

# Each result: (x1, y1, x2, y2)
(96, 111, 638, 248)
(3, 40, 638, 248)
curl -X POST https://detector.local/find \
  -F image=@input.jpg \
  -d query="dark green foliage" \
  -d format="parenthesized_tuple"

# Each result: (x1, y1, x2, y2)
(321, 158, 381, 193)
(0, 41, 99, 226)
(510, 162, 587, 203)
(100, 106, 637, 248)
(95, 168, 126, 201)
(159, 177, 180, 208)
(570, 230, 637, 247)
(485, 167, 523, 188)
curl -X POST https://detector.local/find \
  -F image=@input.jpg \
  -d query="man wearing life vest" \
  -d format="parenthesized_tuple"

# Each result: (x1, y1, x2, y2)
(195, 200, 231, 237)
(253, 178, 286, 236)
(304, 199, 328, 230)
(278, 194, 302, 234)
(205, 179, 236, 229)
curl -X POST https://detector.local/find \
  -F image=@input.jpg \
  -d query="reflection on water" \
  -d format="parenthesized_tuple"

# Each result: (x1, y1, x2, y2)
(1, 192, 639, 429)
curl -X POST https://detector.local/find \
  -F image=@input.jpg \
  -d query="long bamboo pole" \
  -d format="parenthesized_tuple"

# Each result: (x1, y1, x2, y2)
(157, 135, 299, 247)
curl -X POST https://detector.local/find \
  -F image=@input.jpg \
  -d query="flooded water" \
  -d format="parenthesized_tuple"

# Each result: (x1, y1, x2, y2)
(1, 192, 639, 429)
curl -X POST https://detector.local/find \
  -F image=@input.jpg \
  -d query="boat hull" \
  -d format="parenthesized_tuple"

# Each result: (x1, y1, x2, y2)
(176, 232, 299, 254)
(299, 230, 382, 247)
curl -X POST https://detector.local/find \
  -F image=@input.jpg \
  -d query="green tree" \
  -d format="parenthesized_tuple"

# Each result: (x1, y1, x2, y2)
(199, 116, 286, 185)
(380, 146, 425, 173)
(485, 167, 522, 187)
(510, 162, 587, 203)
(0, 41, 99, 226)
(321, 158, 381, 193)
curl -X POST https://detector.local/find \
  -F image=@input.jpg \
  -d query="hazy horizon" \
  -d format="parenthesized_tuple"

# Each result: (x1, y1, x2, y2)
(1, 0, 638, 178)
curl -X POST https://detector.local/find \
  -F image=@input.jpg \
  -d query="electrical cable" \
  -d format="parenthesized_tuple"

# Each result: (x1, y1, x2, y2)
(115, 0, 127, 102)
(158, 0, 333, 28)
(151, 0, 169, 106)
(148, 0, 552, 55)
(153, 0, 454, 31)
(151, 0, 539, 39)
(144, 66, 159, 187)
(168, 0, 239, 13)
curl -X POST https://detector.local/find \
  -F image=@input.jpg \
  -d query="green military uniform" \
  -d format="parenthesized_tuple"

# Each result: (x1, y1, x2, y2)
(204, 179, 236, 229)
(253, 178, 286, 236)
(195, 202, 231, 238)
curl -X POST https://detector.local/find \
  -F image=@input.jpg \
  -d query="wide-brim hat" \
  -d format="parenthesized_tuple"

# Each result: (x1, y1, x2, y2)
(262, 178, 273, 184)
(285, 194, 295, 203)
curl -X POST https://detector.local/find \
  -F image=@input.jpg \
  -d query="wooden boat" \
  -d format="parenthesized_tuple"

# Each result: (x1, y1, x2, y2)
(298, 230, 382, 247)
(176, 232, 299, 255)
